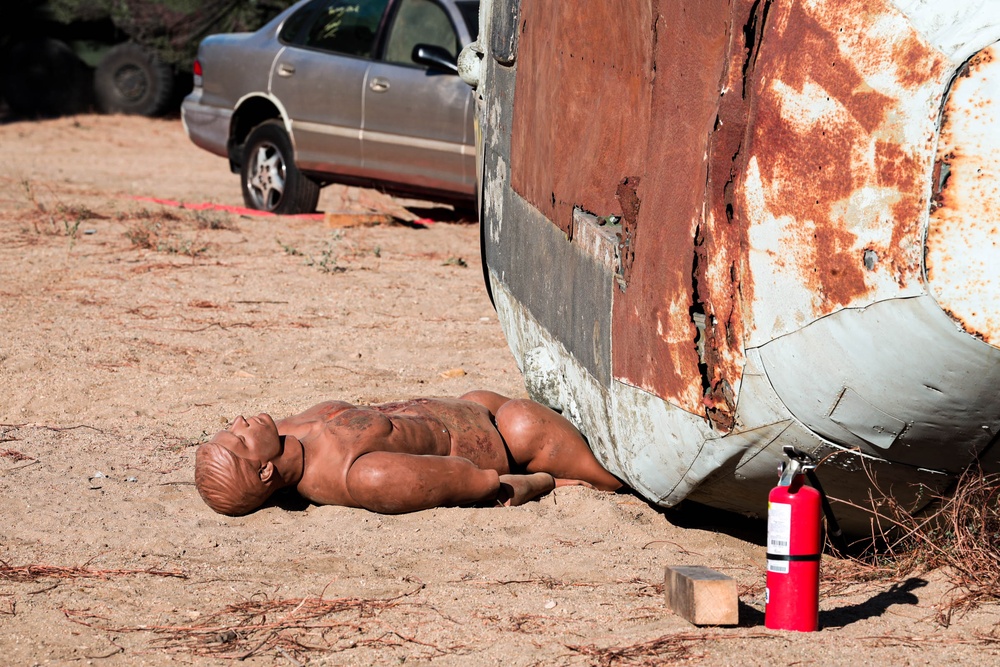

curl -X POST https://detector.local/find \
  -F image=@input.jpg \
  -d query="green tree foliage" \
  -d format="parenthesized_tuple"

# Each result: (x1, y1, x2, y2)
(40, 0, 297, 66)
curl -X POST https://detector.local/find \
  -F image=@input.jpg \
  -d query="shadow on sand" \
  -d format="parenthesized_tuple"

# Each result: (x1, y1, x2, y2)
(819, 577, 927, 628)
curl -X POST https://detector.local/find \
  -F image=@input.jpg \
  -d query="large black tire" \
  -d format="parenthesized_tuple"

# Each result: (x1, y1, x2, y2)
(1, 39, 93, 117)
(241, 120, 320, 215)
(94, 42, 174, 116)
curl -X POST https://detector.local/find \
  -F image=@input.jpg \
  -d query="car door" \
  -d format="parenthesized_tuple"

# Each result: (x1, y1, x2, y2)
(361, 0, 474, 195)
(270, 0, 390, 175)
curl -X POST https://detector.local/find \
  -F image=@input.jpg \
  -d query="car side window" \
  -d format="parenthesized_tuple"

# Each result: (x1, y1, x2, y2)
(279, 0, 322, 44)
(383, 0, 458, 66)
(284, 0, 389, 58)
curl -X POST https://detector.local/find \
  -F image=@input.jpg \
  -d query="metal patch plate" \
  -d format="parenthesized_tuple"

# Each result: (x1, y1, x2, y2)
(926, 43, 1000, 347)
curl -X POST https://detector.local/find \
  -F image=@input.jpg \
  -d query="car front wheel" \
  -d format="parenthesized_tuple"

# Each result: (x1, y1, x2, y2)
(240, 121, 320, 215)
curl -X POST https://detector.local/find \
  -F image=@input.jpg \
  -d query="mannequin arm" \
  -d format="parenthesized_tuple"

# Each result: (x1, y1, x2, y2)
(345, 452, 501, 514)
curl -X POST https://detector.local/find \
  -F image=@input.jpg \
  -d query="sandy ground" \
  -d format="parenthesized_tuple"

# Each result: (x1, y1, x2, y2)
(1, 114, 998, 666)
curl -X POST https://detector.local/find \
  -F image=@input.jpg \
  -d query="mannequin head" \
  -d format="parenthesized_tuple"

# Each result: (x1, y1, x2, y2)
(194, 414, 285, 516)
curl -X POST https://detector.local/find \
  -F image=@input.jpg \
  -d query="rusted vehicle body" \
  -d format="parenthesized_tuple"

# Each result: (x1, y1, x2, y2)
(460, 0, 1000, 533)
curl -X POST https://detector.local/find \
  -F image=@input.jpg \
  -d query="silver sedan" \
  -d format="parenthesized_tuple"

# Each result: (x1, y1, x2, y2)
(181, 0, 479, 214)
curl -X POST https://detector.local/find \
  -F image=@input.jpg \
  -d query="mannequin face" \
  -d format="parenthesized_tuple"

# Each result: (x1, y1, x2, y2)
(211, 413, 281, 468)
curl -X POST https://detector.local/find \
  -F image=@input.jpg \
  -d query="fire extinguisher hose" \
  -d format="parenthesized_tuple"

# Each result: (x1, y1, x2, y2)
(805, 469, 847, 553)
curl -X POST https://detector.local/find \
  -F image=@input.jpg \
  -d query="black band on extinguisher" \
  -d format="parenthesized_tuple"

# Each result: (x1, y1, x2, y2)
(766, 553, 821, 562)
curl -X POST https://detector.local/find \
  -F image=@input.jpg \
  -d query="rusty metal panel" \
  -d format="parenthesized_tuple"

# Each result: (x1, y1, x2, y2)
(690, 0, 761, 430)
(926, 43, 1000, 347)
(509, 0, 653, 237)
(606, 0, 744, 419)
(741, 0, 951, 346)
(510, 0, 719, 415)
(471, 0, 1000, 532)
(509, 0, 954, 425)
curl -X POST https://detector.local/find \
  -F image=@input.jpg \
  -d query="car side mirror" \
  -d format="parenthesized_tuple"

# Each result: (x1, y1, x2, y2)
(412, 44, 458, 73)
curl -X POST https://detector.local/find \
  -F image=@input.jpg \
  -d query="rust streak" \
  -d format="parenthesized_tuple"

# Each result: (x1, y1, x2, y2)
(691, 0, 764, 431)
(615, 177, 642, 290)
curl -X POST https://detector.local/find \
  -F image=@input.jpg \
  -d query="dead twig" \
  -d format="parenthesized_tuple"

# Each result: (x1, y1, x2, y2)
(0, 459, 40, 474)
(27, 582, 60, 595)
(566, 631, 773, 667)
(276, 646, 304, 666)
(147, 322, 255, 333)
(641, 539, 705, 557)
(858, 632, 991, 648)
(237, 632, 275, 660)
(0, 423, 103, 433)
(84, 644, 125, 660)
(60, 584, 449, 659)
(476, 576, 599, 589)
(0, 562, 187, 583)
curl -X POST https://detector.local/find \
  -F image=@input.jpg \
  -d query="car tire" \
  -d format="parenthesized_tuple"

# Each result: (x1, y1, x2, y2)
(94, 42, 174, 116)
(1, 38, 93, 117)
(241, 120, 320, 215)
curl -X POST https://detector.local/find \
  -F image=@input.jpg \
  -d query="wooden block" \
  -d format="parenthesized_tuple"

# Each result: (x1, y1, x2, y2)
(664, 565, 739, 626)
(324, 212, 393, 228)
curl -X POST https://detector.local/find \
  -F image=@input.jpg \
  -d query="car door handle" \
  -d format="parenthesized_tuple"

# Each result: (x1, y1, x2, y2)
(277, 63, 295, 77)
(369, 77, 390, 93)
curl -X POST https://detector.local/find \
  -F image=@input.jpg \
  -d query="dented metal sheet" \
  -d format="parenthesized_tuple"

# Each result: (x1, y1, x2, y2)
(758, 295, 1000, 473)
(467, 0, 1000, 533)
(926, 43, 1000, 346)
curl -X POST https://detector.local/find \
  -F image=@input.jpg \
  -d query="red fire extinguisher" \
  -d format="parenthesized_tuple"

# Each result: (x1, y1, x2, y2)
(764, 446, 823, 631)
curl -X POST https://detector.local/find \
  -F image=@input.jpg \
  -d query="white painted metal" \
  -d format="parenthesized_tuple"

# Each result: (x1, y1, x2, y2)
(893, 0, 1000, 63)
(926, 43, 1000, 347)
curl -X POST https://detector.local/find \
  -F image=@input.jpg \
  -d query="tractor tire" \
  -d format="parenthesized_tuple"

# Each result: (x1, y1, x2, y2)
(94, 42, 174, 116)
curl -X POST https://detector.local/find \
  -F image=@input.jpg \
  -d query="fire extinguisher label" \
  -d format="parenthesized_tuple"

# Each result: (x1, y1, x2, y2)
(767, 501, 792, 574)
(767, 559, 790, 574)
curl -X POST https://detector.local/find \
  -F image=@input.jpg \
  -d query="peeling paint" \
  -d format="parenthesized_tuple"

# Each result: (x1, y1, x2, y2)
(506, 0, 952, 419)
(614, 176, 641, 290)
(742, 0, 950, 346)
(926, 43, 1000, 346)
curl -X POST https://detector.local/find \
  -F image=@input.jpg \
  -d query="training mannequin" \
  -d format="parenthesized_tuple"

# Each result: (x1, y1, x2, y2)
(195, 390, 623, 516)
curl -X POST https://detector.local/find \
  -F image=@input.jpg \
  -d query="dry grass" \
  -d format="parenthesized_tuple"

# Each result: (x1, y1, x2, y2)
(830, 464, 1000, 624)
(123, 216, 210, 257)
(565, 631, 772, 667)
(17, 178, 105, 241)
(16, 179, 233, 256)
(0, 561, 187, 582)
(60, 581, 467, 661)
